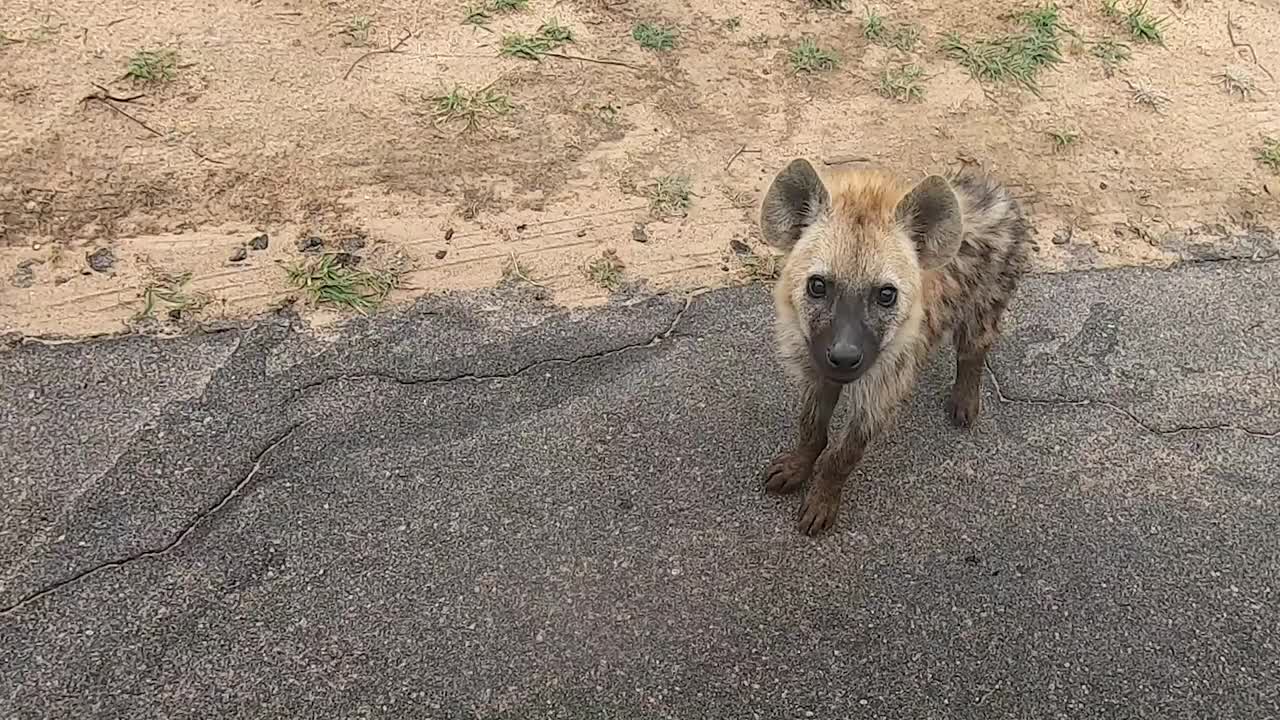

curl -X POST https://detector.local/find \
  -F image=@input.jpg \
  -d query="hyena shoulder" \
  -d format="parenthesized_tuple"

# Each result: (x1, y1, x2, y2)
(924, 169, 1031, 318)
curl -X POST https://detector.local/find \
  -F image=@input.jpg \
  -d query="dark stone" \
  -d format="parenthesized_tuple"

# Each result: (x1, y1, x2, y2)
(331, 253, 360, 268)
(729, 239, 751, 255)
(298, 236, 324, 253)
(444, 228, 455, 242)
(1051, 228, 1072, 246)
(249, 233, 269, 251)
(229, 247, 248, 262)
(632, 224, 648, 243)
(11, 259, 37, 288)
(435, 250, 448, 260)
(86, 248, 114, 273)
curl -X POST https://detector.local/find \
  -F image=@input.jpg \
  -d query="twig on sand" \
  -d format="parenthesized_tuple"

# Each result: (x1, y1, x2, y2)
(1227, 12, 1274, 81)
(724, 145, 760, 171)
(541, 51, 643, 71)
(344, 30, 414, 80)
(81, 85, 225, 164)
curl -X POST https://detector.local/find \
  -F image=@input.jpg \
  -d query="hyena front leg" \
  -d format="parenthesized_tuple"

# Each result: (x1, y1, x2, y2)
(798, 365, 916, 536)
(796, 421, 870, 537)
(762, 377, 842, 495)
(948, 303, 1007, 428)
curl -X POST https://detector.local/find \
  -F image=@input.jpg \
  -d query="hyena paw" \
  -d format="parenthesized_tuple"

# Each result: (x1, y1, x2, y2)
(948, 387, 981, 428)
(762, 450, 814, 494)
(797, 487, 841, 537)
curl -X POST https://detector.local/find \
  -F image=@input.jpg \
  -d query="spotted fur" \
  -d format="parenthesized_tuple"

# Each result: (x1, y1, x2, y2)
(758, 159, 1030, 536)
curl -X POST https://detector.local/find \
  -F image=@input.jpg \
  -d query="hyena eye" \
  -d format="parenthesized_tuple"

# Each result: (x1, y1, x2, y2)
(875, 285, 898, 308)
(806, 276, 827, 299)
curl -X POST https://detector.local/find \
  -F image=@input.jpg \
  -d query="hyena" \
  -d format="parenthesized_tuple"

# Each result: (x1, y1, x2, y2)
(758, 158, 1030, 536)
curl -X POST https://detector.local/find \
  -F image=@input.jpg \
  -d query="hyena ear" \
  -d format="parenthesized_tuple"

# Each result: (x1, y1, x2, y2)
(759, 158, 830, 251)
(895, 175, 963, 270)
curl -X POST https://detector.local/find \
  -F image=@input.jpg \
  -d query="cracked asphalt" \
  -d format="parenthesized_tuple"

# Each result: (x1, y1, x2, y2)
(2, 259, 1279, 718)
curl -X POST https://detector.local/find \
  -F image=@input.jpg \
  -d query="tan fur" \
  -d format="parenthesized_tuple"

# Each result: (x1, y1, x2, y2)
(760, 160, 1031, 536)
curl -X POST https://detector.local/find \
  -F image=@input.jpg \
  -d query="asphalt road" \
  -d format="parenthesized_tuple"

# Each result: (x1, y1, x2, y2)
(2, 259, 1278, 718)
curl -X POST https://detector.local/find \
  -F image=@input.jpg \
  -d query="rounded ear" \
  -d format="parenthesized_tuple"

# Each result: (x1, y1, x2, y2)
(759, 158, 830, 251)
(895, 175, 962, 270)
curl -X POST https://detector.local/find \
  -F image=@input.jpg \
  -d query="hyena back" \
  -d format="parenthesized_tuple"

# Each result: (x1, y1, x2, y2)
(758, 158, 1030, 536)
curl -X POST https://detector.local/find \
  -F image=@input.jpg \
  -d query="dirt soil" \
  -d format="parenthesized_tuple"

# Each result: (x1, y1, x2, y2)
(1, 0, 1277, 339)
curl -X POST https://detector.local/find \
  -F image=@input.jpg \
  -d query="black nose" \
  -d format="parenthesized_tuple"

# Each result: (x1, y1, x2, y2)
(826, 345, 864, 371)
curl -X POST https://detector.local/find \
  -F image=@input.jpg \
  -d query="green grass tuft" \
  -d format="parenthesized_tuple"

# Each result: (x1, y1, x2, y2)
(584, 249, 625, 291)
(648, 175, 692, 217)
(942, 3, 1068, 93)
(877, 64, 925, 102)
(500, 252, 544, 287)
(286, 253, 397, 314)
(790, 38, 839, 74)
(463, 0, 527, 25)
(431, 84, 512, 130)
(1090, 37, 1130, 74)
(632, 22, 677, 51)
(1046, 129, 1079, 152)
(863, 9, 919, 51)
(736, 249, 782, 283)
(500, 19, 573, 59)
(342, 16, 373, 46)
(1256, 137, 1280, 173)
(1124, 1, 1166, 43)
(135, 271, 205, 320)
(125, 49, 179, 82)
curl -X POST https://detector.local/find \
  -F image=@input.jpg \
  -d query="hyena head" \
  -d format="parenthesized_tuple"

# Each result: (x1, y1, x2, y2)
(759, 158, 963, 384)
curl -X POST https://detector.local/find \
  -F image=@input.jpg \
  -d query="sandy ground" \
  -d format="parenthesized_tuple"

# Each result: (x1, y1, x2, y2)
(1, 0, 1276, 339)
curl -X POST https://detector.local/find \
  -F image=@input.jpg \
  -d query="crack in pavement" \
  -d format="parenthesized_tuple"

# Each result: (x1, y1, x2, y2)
(0, 421, 304, 617)
(287, 294, 697, 404)
(984, 358, 1279, 440)
(0, 296, 696, 616)
(0, 333, 251, 599)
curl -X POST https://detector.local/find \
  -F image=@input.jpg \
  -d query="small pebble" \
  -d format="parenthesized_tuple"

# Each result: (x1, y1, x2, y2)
(729, 238, 751, 255)
(444, 227, 455, 241)
(86, 248, 114, 272)
(435, 250, 448, 260)
(249, 233, 269, 250)
(229, 247, 248, 262)
(298, 236, 324, 253)
(1051, 228, 1072, 246)
(632, 223, 648, 243)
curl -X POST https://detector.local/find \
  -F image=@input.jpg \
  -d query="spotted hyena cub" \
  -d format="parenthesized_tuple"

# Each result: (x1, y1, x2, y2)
(758, 158, 1030, 536)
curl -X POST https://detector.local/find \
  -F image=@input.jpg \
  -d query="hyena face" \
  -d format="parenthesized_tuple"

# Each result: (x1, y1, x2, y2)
(760, 158, 964, 384)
